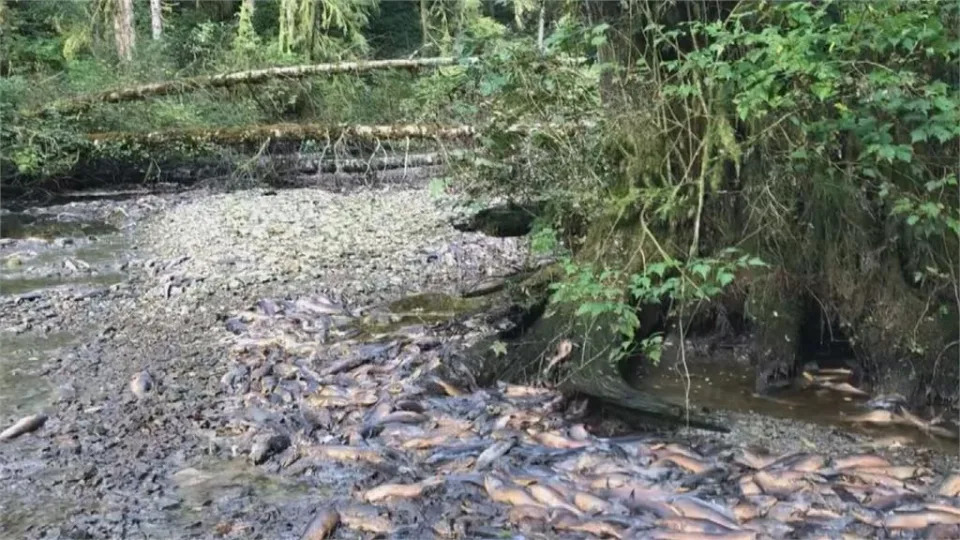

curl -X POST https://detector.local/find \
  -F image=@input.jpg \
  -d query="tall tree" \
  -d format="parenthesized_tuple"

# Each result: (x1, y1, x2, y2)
(149, 0, 162, 40)
(112, 0, 135, 61)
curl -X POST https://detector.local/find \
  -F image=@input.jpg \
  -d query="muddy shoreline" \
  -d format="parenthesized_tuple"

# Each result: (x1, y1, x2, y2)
(1, 183, 958, 539)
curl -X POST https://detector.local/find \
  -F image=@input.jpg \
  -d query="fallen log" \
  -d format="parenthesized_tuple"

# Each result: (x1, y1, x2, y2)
(86, 121, 595, 149)
(87, 123, 478, 148)
(259, 151, 463, 174)
(38, 57, 471, 116)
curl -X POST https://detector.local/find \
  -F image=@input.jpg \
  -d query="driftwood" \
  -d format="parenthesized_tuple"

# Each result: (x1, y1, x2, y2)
(39, 57, 470, 116)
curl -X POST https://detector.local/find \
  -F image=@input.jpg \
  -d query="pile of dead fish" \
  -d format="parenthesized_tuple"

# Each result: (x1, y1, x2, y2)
(216, 293, 960, 539)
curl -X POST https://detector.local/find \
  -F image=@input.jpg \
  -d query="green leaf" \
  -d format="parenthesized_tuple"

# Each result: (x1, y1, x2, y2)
(690, 262, 711, 279)
(647, 262, 668, 278)
(717, 270, 735, 287)
(490, 340, 507, 357)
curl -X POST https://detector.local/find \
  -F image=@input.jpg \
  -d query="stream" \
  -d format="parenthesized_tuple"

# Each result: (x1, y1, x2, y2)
(0, 184, 958, 539)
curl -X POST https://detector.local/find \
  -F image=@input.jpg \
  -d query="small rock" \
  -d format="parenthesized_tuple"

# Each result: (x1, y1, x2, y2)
(130, 371, 154, 399)
(250, 433, 290, 465)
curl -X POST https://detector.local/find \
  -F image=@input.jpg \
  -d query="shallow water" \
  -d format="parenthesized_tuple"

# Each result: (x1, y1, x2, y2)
(635, 355, 959, 454)
(0, 212, 118, 240)
(0, 332, 77, 415)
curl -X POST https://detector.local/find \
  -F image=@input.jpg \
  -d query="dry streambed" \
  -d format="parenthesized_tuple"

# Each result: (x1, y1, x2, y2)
(1, 184, 958, 539)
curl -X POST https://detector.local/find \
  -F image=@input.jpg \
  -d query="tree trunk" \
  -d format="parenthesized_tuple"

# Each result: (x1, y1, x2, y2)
(420, 0, 431, 51)
(113, 0, 136, 62)
(149, 0, 162, 40)
(39, 57, 469, 115)
(537, 0, 546, 53)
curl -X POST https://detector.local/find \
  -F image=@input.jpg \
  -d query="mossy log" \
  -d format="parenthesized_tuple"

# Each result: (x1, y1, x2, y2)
(461, 297, 726, 431)
(258, 151, 459, 175)
(38, 57, 470, 116)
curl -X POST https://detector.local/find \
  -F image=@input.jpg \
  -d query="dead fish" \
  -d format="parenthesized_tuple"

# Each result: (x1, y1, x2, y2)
(833, 454, 891, 470)
(927, 503, 960, 517)
(501, 383, 551, 398)
(653, 453, 710, 474)
(803, 507, 843, 521)
(0, 414, 47, 442)
(528, 483, 581, 515)
(765, 501, 803, 522)
(301, 508, 339, 540)
(129, 370, 154, 399)
(338, 505, 393, 535)
(753, 470, 810, 497)
(936, 473, 960, 497)
(732, 503, 760, 522)
(899, 409, 960, 440)
(574, 491, 614, 514)
(553, 515, 623, 539)
(843, 469, 915, 491)
(659, 517, 736, 534)
(885, 510, 960, 529)
(866, 492, 921, 511)
(532, 431, 588, 449)
(821, 381, 869, 396)
(484, 475, 541, 507)
(741, 517, 794, 537)
(568, 424, 591, 441)
(763, 452, 824, 472)
(308, 445, 383, 464)
(738, 476, 762, 496)
(507, 505, 550, 524)
(652, 532, 756, 540)
(474, 438, 516, 471)
(850, 466, 922, 481)
(845, 409, 901, 425)
(429, 377, 463, 397)
(735, 450, 776, 470)
(402, 434, 451, 450)
(606, 486, 676, 518)
(489, 486, 542, 507)
(363, 481, 429, 503)
(669, 496, 740, 530)
(250, 433, 290, 465)
(543, 339, 574, 375)
(588, 474, 638, 490)
(375, 411, 428, 426)
(816, 367, 853, 376)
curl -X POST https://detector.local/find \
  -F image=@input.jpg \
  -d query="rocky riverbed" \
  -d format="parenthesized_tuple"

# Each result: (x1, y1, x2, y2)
(1, 182, 958, 539)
